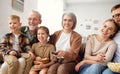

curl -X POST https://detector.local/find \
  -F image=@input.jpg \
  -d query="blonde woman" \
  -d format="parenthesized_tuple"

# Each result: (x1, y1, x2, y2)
(75, 19, 119, 74)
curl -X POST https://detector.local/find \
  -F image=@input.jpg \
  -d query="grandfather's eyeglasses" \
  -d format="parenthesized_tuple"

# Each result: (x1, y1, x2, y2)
(112, 13, 120, 18)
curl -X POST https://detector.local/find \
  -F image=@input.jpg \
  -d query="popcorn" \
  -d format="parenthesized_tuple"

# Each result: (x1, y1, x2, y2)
(107, 62, 120, 73)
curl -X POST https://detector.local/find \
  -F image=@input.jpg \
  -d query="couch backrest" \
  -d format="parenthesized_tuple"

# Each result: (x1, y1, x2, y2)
(76, 43, 86, 62)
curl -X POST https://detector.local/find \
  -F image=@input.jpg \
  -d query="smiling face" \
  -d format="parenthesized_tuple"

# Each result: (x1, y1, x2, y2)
(62, 14, 74, 31)
(100, 20, 116, 38)
(61, 13, 77, 32)
(28, 11, 42, 30)
(112, 8, 120, 28)
(37, 26, 49, 43)
(8, 17, 21, 33)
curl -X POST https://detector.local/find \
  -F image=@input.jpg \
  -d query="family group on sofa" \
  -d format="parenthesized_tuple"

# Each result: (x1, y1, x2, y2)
(0, 3, 120, 74)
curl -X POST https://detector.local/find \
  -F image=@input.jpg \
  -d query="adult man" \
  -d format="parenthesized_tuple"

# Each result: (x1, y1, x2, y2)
(20, 10, 42, 74)
(103, 4, 120, 74)
(20, 10, 42, 46)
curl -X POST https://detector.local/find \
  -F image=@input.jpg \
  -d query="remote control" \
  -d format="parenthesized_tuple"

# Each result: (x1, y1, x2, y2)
(52, 51, 58, 55)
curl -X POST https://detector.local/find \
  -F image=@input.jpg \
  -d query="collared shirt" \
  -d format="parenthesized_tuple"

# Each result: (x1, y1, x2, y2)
(113, 31, 120, 62)
(30, 42, 56, 62)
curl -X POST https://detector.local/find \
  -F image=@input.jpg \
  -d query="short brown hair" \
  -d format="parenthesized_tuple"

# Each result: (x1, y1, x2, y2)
(111, 4, 120, 12)
(37, 26, 49, 36)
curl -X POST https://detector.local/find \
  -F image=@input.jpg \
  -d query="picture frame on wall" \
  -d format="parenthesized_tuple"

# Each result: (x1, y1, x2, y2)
(86, 25, 91, 30)
(12, 0, 24, 12)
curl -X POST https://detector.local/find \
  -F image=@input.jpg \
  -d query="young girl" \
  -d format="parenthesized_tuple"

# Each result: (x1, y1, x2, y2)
(75, 19, 119, 74)
(29, 26, 56, 74)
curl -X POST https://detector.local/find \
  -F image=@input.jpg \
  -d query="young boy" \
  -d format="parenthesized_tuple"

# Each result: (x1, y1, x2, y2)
(0, 15, 31, 74)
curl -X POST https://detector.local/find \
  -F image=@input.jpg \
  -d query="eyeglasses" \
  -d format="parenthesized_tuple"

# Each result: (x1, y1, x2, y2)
(112, 13, 120, 18)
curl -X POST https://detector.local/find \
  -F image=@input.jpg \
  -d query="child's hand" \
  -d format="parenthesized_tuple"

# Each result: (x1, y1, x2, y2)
(34, 61, 41, 65)
(34, 62, 44, 70)
(36, 57, 42, 61)
(9, 51, 17, 56)
(28, 51, 35, 60)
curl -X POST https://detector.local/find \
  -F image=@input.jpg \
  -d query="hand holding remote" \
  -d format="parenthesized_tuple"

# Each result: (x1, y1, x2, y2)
(52, 51, 58, 55)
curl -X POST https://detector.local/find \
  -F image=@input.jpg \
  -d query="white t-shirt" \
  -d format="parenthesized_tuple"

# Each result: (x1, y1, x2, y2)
(55, 32, 71, 51)
(13, 34, 20, 51)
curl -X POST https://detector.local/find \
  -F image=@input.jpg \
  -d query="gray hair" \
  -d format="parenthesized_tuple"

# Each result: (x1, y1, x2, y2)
(31, 10, 42, 19)
(62, 12, 77, 29)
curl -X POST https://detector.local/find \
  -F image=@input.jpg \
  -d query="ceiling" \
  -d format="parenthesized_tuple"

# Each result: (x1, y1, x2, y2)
(65, 0, 120, 4)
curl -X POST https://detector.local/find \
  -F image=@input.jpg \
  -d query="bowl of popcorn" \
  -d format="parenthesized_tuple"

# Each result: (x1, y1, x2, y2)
(34, 58, 49, 65)
(107, 62, 120, 73)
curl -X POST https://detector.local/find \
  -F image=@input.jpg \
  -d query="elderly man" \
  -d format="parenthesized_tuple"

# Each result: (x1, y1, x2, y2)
(20, 10, 42, 74)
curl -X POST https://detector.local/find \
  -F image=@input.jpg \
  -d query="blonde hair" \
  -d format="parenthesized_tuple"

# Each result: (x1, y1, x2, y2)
(8, 15, 20, 22)
(104, 18, 119, 39)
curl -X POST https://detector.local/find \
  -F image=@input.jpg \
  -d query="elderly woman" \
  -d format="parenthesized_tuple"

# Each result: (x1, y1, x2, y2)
(47, 12, 82, 74)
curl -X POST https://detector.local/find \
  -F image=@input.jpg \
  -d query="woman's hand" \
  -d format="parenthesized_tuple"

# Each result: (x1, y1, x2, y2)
(75, 60, 85, 71)
(96, 53, 105, 62)
(56, 50, 66, 58)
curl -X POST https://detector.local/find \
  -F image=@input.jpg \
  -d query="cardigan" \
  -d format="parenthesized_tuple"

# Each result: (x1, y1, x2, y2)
(50, 30, 82, 62)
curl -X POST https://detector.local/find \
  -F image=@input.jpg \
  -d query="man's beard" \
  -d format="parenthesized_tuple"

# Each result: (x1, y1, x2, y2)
(29, 25, 37, 30)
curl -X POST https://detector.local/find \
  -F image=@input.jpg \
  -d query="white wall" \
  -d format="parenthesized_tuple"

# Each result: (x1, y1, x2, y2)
(0, 0, 120, 41)
(64, 2, 120, 38)
(38, 1, 120, 39)
(37, 0, 64, 34)
(0, 0, 37, 40)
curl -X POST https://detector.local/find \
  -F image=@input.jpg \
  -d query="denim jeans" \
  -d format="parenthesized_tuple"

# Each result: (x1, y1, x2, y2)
(102, 68, 120, 74)
(79, 64, 107, 74)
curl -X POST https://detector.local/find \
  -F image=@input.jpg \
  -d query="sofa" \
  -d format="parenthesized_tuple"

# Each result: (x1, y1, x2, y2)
(0, 43, 86, 74)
